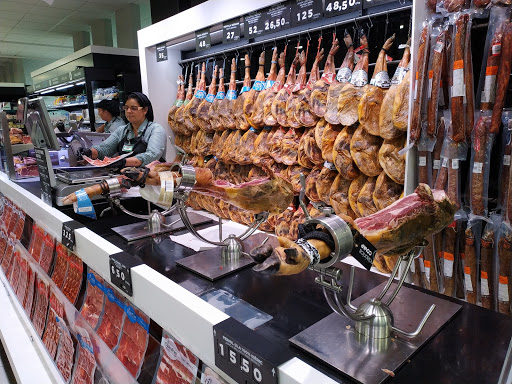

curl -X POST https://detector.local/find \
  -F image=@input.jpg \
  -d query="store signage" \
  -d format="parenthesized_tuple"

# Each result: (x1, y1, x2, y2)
(245, 10, 264, 38)
(50, 77, 60, 86)
(223, 18, 241, 44)
(290, 0, 323, 28)
(245, 3, 291, 39)
(363, 0, 403, 8)
(71, 68, 85, 81)
(34, 147, 54, 206)
(61, 220, 83, 252)
(34, 80, 50, 91)
(324, 0, 363, 17)
(213, 318, 292, 384)
(195, 28, 211, 52)
(156, 42, 168, 62)
(58, 73, 71, 84)
(109, 251, 143, 296)
(351, 230, 377, 270)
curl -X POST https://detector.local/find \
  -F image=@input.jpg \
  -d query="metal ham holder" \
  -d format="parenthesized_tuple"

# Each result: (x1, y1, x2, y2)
(172, 162, 270, 281)
(289, 176, 462, 384)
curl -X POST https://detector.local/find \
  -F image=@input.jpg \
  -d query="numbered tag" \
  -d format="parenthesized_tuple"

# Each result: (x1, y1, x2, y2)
(351, 231, 377, 270)
(223, 18, 241, 44)
(196, 28, 211, 52)
(324, 0, 362, 17)
(156, 42, 168, 62)
(290, 0, 323, 27)
(61, 220, 83, 251)
(109, 251, 143, 296)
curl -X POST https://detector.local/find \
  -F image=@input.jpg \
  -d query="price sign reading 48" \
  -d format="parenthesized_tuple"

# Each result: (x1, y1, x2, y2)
(324, 0, 362, 17)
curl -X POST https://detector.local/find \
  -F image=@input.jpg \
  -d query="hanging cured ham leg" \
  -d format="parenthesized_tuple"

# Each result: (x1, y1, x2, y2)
(251, 184, 456, 276)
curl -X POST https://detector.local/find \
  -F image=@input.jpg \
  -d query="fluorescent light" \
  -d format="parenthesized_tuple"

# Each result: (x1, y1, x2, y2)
(56, 84, 74, 90)
(40, 89, 55, 94)
(75, 81, 85, 85)
(297, 46, 303, 49)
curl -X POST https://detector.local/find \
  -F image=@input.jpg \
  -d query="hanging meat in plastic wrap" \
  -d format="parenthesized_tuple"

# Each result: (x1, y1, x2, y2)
(236, 127, 261, 165)
(380, 39, 411, 140)
(316, 165, 338, 204)
(196, 65, 218, 132)
(244, 50, 268, 127)
(333, 124, 360, 180)
(217, 59, 238, 130)
(349, 174, 367, 217)
(275, 207, 296, 240)
(298, 130, 316, 168)
(263, 51, 287, 127)
(310, 38, 340, 117)
(295, 45, 324, 127)
(350, 125, 383, 177)
(330, 174, 356, 219)
(168, 75, 185, 134)
(373, 172, 403, 210)
(356, 176, 378, 217)
(183, 63, 206, 134)
(209, 68, 226, 131)
(269, 127, 287, 164)
(287, 164, 311, 195)
(305, 165, 322, 202)
(336, 31, 370, 127)
(302, 123, 324, 165)
(325, 31, 355, 125)
(286, 49, 308, 128)
(271, 53, 300, 127)
(393, 69, 411, 131)
(233, 54, 252, 131)
(379, 134, 406, 184)
(174, 72, 194, 135)
(280, 128, 303, 165)
(321, 123, 343, 163)
(250, 48, 279, 128)
(359, 34, 395, 136)
(250, 127, 276, 168)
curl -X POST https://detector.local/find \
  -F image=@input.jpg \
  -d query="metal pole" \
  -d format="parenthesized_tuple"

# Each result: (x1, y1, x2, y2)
(498, 336, 512, 384)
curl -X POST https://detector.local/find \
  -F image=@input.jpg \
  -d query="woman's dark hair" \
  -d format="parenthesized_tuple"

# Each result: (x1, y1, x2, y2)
(97, 99, 120, 117)
(126, 92, 154, 121)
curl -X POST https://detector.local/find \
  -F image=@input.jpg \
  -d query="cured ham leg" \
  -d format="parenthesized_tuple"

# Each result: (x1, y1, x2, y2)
(244, 50, 268, 127)
(167, 75, 185, 134)
(271, 53, 299, 127)
(295, 45, 324, 127)
(233, 54, 251, 131)
(250, 48, 279, 128)
(183, 63, 206, 134)
(217, 59, 238, 130)
(174, 72, 194, 135)
(310, 38, 340, 118)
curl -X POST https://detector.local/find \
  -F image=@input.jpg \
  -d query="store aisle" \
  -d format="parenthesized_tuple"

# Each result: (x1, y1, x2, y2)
(0, 342, 15, 384)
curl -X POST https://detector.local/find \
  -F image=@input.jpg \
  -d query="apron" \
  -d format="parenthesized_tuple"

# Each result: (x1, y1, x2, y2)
(117, 123, 150, 156)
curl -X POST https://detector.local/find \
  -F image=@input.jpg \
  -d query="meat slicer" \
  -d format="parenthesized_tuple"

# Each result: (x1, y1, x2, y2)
(287, 175, 462, 384)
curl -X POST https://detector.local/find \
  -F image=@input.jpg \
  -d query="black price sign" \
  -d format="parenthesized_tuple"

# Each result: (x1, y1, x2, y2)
(244, 11, 264, 38)
(351, 231, 377, 270)
(34, 147, 54, 206)
(156, 42, 168, 62)
(61, 220, 83, 251)
(324, 0, 362, 17)
(109, 252, 143, 296)
(290, 0, 323, 28)
(245, 3, 291, 39)
(223, 18, 241, 44)
(195, 28, 211, 52)
(363, 0, 402, 8)
(213, 318, 292, 384)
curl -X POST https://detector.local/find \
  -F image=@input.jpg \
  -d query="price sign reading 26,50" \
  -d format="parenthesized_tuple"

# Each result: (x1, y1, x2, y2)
(324, 0, 362, 17)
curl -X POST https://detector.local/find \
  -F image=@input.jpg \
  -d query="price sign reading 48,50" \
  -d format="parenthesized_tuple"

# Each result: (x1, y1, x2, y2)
(324, 0, 363, 17)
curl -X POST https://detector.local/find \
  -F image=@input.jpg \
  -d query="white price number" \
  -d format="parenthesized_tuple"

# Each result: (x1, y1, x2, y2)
(229, 348, 237, 365)
(296, 9, 314, 21)
(111, 265, 126, 282)
(158, 52, 165, 60)
(249, 25, 258, 35)
(326, 0, 356, 11)
(199, 40, 206, 48)
(265, 17, 286, 30)
(63, 229, 72, 241)
(240, 357, 250, 374)
(253, 367, 263, 383)
(226, 31, 235, 40)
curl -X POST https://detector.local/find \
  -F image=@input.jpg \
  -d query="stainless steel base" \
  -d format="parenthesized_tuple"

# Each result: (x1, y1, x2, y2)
(111, 212, 213, 241)
(290, 283, 462, 384)
(176, 233, 273, 281)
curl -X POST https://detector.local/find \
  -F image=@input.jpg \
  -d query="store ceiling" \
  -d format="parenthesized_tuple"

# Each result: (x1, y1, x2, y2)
(0, 0, 146, 68)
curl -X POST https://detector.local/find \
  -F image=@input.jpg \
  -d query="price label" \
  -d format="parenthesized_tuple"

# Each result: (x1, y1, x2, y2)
(213, 318, 292, 384)
(290, 0, 323, 28)
(223, 18, 241, 44)
(156, 42, 168, 62)
(351, 230, 377, 270)
(245, 11, 264, 38)
(245, 3, 291, 39)
(324, 0, 362, 17)
(61, 220, 83, 252)
(109, 251, 143, 296)
(196, 28, 211, 52)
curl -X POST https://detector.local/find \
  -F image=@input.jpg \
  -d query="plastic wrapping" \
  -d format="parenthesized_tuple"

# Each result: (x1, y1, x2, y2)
(442, 220, 459, 297)
(96, 285, 126, 350)
(55, 316, 75, 383)
(480, 220, 496, 310)
(497, 223, 512, 315)
(422, 235, 440, 292)
(432, 117, 447, 187)
(32, 272, 50, 337)
(52, 243, 69, 289)
(499, 110, 512, 210)
(42, 308, 60, 360)
(80, 270, 106, 330)
(70, 326, 97, 384)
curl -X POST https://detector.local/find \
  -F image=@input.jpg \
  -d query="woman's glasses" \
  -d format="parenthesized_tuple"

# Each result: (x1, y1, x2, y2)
(123, 105, 144, 112)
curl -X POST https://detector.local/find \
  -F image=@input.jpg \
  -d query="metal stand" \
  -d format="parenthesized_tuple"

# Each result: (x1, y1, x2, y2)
(172, 163, 269, 281)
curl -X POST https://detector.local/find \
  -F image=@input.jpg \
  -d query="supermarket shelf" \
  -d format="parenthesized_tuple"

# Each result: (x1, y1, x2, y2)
(11, 143, 33, 155)
(49, 99, 110, 110)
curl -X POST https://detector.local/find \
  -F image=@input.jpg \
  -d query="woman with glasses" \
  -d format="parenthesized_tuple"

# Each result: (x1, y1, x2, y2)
(95, 99, 124, 133)
(77, 92, 166, 168)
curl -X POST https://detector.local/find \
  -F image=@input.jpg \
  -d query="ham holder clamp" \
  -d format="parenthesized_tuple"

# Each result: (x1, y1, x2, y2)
(281, 177, 462, 384)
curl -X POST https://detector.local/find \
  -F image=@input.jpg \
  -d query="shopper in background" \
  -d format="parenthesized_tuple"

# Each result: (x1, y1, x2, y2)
(77, 92, 166, 167)
(95, 99, 124, 133)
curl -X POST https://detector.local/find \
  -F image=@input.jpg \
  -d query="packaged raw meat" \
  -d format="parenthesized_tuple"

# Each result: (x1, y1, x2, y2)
(32, 273, 50, 337)
(497, 224, 512, 315)
(0, 236, 16, 275)
(49, 287, 65, 318)
(28, 224, 45, 263)
(12, 208, 26, 240)
(480, 221, 495, 310)
(61, 252, 83, 305)
(39, 232, 56, 274)
(80, 270, 106, 330)
(0, 228, 9, 263)
(200, 365, 228, 384)
(42, 309, 60, 360)
(55, 317, 75, 383)
(52, 243, 69, 289)
(8, 250, 22, 294)
(153, 332, 199, 384)
(70, 327, 96, 384)
(1, 199, 14, 230)
(15, 255, 29, 305)
(351, 125, 384, 177)
(23, 264, 36, 316)
(96, 286, 126, 350)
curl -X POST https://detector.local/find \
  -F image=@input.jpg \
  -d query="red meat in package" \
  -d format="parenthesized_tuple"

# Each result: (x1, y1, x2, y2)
(1, 200, 14, 229)
(96, 285, 126, 350)
(7, 207, 25, 240)
(0, 228, 9, 262)
(61, 252, 83, 305)
(39, 233, 56, 274)
(70, 327, 96, 384)
(154, 332, 199, 384)
(29, 224, 45, 263)
(80, 270, 106, 329)
(23, 264, 36, 316)
(15, 255, 29, 305)
(7, 250, 22, 292)
(52, 243, 69, 289)
(0, 236, 16, 275)
(31, 274, 50, 337)
(55, 317, 75, 383)
(42, 309, 60, 360)
(114, 304, 150, 378)
(49, 287, 65, 318)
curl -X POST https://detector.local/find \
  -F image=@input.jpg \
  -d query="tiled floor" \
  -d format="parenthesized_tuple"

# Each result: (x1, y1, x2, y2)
(0, 341, 16, 384)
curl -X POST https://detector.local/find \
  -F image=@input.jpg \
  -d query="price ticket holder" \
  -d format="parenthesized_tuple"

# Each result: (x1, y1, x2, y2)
(287, 177, 462, 384)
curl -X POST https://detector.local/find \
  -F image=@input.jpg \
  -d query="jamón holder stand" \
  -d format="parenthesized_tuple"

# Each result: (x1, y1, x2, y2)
(289, 175, 462, 384)
(172, 163, 270, 281)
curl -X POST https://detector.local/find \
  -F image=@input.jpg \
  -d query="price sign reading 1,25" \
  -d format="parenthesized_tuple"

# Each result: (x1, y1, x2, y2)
(290, 0, 323, 28)
(324, 0, 362, 17)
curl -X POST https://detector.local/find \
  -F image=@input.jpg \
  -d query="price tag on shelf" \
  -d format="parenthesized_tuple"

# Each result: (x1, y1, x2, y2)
(156, 42, 168, 62)
(245, 10, 264, 38)
(324, 0, 362, 17)
(290, 0, 323, 28)
(245, 3, 291, 39)
(196, 28, 211, 52)
(109, 251, 143, 296)
(223, 18, 241, 44)
(61, 220, 83, 252)
(213, 318, 292, 384)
